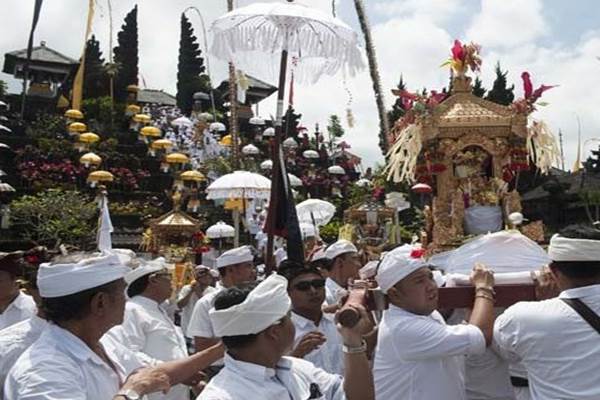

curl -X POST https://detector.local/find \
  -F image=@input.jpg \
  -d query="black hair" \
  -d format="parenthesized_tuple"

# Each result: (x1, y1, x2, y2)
(278, 264, 322, 287)
(42, 279, 122, 324)
(551, 224, 600, 280)
(127, 274, 150, 298)
(214, 282, 260, 349)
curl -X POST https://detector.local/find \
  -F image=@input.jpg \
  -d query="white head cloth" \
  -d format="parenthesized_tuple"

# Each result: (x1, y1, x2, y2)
(125, 259, 169, 285)
(325, 239, 357, 260)
(548, 234, 600, 262)
(210, 274, 291, 337)
(216, 246, 254, 269)
(376, 245, 427, 293)
(38, 253, 130, 298)
(310, 247, 328, 262)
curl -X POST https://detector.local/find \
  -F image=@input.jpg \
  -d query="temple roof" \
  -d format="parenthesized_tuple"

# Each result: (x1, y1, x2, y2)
(153, 210, 200, 227)
(137, 89, 176, 106)
(432, 92, 514, 128)
(3, 42, 77, 73)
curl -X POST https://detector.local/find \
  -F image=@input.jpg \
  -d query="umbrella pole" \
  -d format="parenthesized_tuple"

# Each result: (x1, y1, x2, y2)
(233, 209, 240, 247)
(266, 48, 289, 274)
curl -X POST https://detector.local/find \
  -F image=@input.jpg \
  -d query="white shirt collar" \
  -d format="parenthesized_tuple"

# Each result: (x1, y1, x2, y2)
(291, 310, 330, 329)
(47, 324, 103, 363)
(130, 295, 160, 308)
(223, 352, 278, 381)
(11, 292, 32, 311)
(559, 284, 600, 299)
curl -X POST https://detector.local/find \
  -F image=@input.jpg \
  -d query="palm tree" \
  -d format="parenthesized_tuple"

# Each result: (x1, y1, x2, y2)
(227, 0, 240, 169)
(353, 0, 390, 154)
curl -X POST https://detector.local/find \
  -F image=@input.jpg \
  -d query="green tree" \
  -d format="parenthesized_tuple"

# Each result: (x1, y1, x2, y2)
(472, 76, 486, 98)
(486, 62, 514, 105)
(83, 35, 109, 99)
(584, 145, 600, 173)
(113, 5, 139, 103)
(10, 189, 97, 250)
(327, 114, 345, 139)
(177, 13, 209, 115)
(282, 106, 302, 140)
(387, 75, 407, 129)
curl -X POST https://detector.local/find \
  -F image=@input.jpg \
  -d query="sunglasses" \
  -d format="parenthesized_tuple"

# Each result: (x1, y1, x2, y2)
(293, 279, 326, 291)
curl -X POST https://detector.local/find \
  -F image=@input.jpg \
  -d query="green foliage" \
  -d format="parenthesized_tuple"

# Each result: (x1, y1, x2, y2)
(472, 76, 486, 98)
(319, 219, 342, 244)
(113, 5, 139, 102)
(83, 35, 109, 99)
(283, 106, 302, 140)
(25, 113, 65, 139)
(10, 189, 97, 250)
(584, 145, 600, 173)
(579, 189, 600, 225)
(384, 75, 407, 154)
(82, 96, 114, 126)
(326, 114, 345, 139)
(486, 62, 515, 106)
(202, 156, 232, 177)
(177, 13, 210, 116)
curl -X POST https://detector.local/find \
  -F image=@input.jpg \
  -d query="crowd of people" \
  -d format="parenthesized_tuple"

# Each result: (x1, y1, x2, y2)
(1, 224, 599, 399)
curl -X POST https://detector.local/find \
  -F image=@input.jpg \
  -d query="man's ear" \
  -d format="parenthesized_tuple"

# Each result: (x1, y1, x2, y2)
(89, 291, 109, 317)
(263, 322, 283, 341)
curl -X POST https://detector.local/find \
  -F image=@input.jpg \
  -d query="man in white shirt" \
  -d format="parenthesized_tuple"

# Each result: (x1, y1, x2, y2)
(187, 246, 256, 366)
(373, 245, 496, 400)
(494, 225, 600, 400)
(0, 263, 48, 398)
(107, 260, 191, 400)
(198, 274, 375, 400)
(0, 252, 36, 330)
(279, 261, 344, 375)
(4, 252, 224, 400)
(323, 240, 361, 306)
(177, 265, 216, 342)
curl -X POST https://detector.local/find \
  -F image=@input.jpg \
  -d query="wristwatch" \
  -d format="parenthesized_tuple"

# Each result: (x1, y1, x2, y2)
(342, 339, 367, 354)
(115, 389, 141, 400)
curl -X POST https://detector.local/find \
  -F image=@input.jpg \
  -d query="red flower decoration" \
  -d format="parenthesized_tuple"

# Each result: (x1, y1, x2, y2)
(410, 248, 425, 259)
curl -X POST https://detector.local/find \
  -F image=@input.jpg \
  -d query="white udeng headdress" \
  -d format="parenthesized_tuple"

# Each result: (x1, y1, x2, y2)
(210, 274, 291, 337)
(548, 234, 600, 262)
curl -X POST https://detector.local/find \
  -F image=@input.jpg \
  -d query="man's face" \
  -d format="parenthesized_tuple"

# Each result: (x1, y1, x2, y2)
(0, 270, 18, 302)
(339, 252, 362, 283)
(106, 279, 128, 327)
(389, 267, 438, 315)
(288, 272, 325, 314)
(151, 270, 173, 301)
(229, 261, 256, 285)
(195, 269, 212, 286)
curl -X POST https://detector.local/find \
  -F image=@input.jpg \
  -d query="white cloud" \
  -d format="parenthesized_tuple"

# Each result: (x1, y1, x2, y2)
(466, 0, 548, 48)
(2, 0, 600, 170)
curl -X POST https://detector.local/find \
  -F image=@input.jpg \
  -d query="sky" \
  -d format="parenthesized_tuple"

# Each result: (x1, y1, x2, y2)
(1, 0, 600, 170)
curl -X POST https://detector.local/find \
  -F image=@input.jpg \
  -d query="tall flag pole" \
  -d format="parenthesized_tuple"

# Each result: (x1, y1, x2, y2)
(71, 0, 95, 110)
(573, 115, 582, 173)
(20, 0, 44, 120)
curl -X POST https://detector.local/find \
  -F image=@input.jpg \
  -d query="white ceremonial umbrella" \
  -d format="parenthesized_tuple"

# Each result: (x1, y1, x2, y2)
(206, 170, 271, 200)
(296, 198, 336, 226)
(242, 144, 260, 155)
(0, 143, 11, 150)
(171, 116, 193, 128)
(0, 169, 6, 177)
(210, 0, 364, 269)
(283, 137, 298, 149)
(355, 178, 371, 187)
(206, 171, 272, 246)
(263, 127, 275, 137)
(206, 221, 235, 238)
(260, 159, 273, 170)
(287, 173, 302, 187)
(0, 182, 15, 192)
(249, 116, 266, 126)
(303, 149, 319, 159)
(209, 122, 227, 132)
(328, 165, 345, 175)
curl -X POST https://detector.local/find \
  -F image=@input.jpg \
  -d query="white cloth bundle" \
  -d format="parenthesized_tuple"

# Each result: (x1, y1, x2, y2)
(445, 271, 540, 287)
(548, 234, 600, 262)
(210, 274, 291, 337)
(38, 253, 130, 298)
